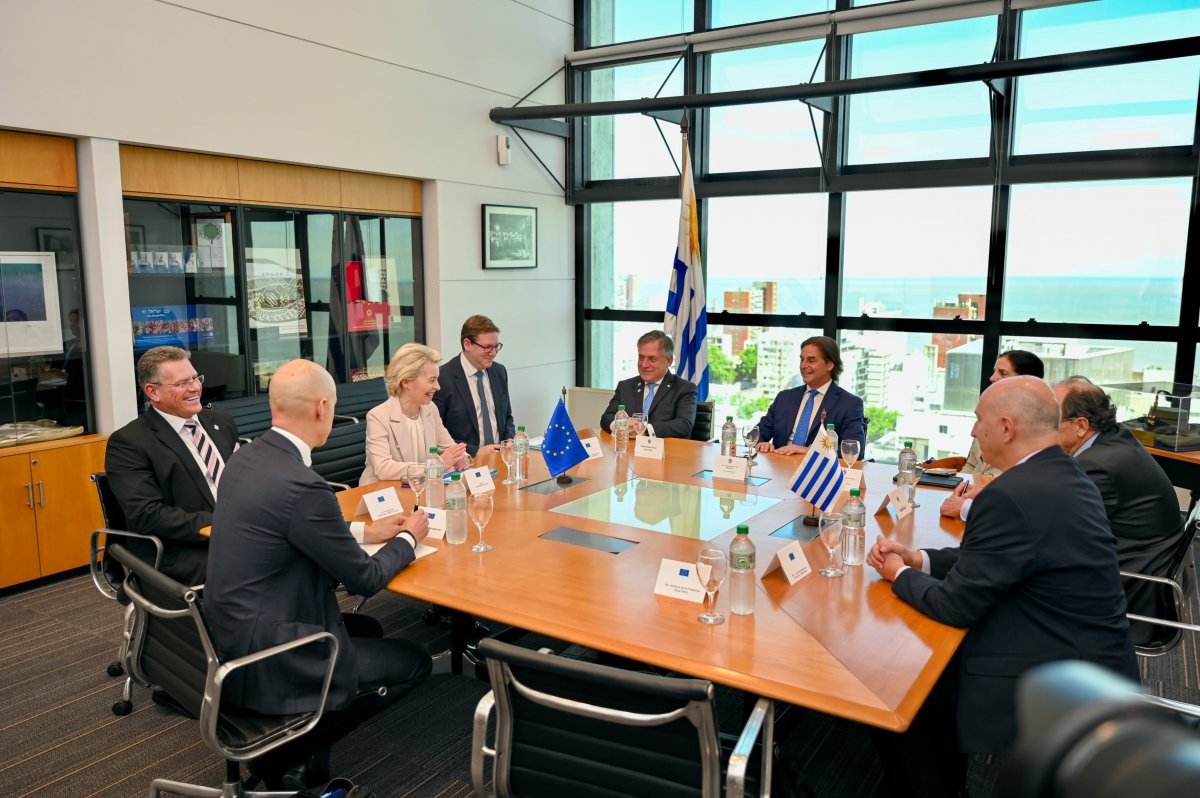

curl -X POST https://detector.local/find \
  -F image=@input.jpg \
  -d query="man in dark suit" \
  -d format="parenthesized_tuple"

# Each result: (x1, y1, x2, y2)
(755, 335, 866, 455)
(105, 346, 240, 586)
(433, 314, 516, 456)
(206, 358, 431, 790)
(868, 376, 1137, 798)
(1055, 376, 1185, 646)
(600, 330, 697, 439)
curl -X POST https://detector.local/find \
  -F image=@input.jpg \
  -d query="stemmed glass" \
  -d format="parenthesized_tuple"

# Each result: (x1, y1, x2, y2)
(742, 425, 760, 467)
(903, 466, 923, 509)
(630, 413, 646, 438)
(696, 548, 728, 625)
(498, 439, 515, 486)
(818, 511, 844, 577)
(407, 465, 427, 510)
(840, 439, 860, 475)
(469, 493, 494, 553)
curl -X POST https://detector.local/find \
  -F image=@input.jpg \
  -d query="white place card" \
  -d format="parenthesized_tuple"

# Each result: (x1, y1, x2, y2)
(842, 469, 864, 492)
(875, 486, 913, 520)
(580, 436, 604, 459)
(711, 455, 750, 483)
(652, 558, 711, 603)
(355, 487, 404, 520)
(763, 540, 812, 585)
(362, 541, 438, 559)
(417, 505, 448, 540)
(463, 466, 496, 494)
(634, 435, 666, 460)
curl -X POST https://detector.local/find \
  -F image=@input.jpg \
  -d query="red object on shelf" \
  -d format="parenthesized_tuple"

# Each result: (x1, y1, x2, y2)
(348, 301, 388, 332)
(345, 259, 364, 302)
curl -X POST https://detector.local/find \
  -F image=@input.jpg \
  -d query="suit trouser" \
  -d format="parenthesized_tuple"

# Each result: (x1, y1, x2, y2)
(870, 664, 967, 798)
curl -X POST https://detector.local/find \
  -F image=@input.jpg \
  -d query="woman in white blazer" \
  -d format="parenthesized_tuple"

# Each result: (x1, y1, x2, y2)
(359, 343, 472, 485)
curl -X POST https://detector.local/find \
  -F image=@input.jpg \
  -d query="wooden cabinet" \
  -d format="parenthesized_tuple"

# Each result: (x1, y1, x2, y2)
(0, 435, 105, 588)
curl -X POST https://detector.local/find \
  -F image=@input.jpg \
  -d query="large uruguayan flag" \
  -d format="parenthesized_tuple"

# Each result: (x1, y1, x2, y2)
(789, 443, 845, 512)
(665, 134, 709, 401)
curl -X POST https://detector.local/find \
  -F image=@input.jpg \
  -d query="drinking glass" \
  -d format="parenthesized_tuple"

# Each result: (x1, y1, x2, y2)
(818, 511, 844, 577)
(407, 465, 426, 510)
(696, 548, 728, 625)
(904, 466, 923, 508)
(498, 439, 515, 485)
(742, 425, 760, 466)
(840, 439, 860, 475)
(469, 493, 494, 553)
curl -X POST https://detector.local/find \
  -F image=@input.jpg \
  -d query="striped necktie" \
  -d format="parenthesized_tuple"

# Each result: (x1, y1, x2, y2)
(183, 419, 224, 486)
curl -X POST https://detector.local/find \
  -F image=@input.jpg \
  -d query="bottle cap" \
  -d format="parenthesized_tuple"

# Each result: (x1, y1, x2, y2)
(826, 423, 835, 429)
(736, 524, 749, 535)
(618, 405, 625, 411)
(518, 425, 525, 431)
(429, 447, 438, 453)
(904, 441, 913, 447)
(451, 473, 461, 481)
(726, 416, 733, 422)
(850, 488, 860, 496)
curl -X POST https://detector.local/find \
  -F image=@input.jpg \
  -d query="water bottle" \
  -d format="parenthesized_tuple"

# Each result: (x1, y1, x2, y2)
(445, 474, 467, 544)
(728, 524, 756, 616)
(513, 425, 529, 482)
(898, 440, 918, 504)
(425, 447, 445, 509)
(612, 405, 629, 453)
(824, 423, 839, 457)
(720, 416, 737, 457)
(841, 489, 866, 566)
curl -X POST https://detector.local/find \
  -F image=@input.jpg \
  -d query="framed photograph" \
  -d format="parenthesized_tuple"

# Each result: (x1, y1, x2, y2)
(0, 252, 64, 356)
(482, 204, 537, 269)
(35, 227, 77, 267)
(191, 211, 233, 272)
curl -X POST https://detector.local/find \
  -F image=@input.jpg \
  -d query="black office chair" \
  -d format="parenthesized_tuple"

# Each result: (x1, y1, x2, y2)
(1121, 500, 1200, 656)
(691, 400, 715, 442)
(996, 660, 1200, 798)
(107, 543, 339, 798)
(471, 638, 778, 798)
(87, 472, 165, 715)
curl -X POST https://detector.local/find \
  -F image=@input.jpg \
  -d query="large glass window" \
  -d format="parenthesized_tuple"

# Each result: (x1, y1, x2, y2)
(588, 0, 694, 47)
(1004, 179, 1190, 326)
(712, 1, 833, 29)
(711, 324, 823, 428)
(587, 58, 686, 180)
(588, 200, 681, 313)
(999, 336, 1177, 388)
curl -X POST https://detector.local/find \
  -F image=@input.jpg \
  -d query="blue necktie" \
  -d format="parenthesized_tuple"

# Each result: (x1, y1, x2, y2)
(791, 389, 819, 446)
(642, 382, 657, 417)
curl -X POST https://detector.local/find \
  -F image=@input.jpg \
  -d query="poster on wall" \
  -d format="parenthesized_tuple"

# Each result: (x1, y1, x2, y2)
(192, 213, 231, 272)
(0, 252, 64, 356)
(246, 248, 308, 337)
(130, 305, 216, 349)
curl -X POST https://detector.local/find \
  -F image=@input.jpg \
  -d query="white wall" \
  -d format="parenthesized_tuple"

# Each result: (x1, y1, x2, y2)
(0, 0, 573, 429)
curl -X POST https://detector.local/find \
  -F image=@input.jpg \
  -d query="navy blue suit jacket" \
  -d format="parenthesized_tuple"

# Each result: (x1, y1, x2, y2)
(432, 356, 515, 456)
(756, 382, 865, 451)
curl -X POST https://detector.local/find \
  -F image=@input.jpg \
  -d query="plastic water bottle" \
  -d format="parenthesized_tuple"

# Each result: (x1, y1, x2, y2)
(425, 447, 445, 509)
(728, 524, 756, 616)
(824, 423, 838, 457)
(513, 425, 529, 482)
(612, 405, 629, 454)
(721, 416, 737, 457)
(841, 489, 866, 566)
(445, 474, 467, 544)
(898, 440, 918, 504)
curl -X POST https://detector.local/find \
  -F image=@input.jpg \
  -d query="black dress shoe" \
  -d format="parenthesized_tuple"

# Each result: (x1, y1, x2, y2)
(150, 689, 196, 719)
(281, 755, 331, 791)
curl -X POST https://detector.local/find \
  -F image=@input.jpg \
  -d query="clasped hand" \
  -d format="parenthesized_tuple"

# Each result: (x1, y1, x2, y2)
(866, 535, 920, 582)
(365, 510, 430, 545)
(440, 442, 472, 472)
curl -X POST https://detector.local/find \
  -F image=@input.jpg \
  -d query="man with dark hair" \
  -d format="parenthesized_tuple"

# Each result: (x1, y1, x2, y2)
(601, 330, 698, 439)
(1054, 376, 1184, 645)
(755, 335, 866, 455)
(105, 346, 239, 586)
(433, 314, 515, 456)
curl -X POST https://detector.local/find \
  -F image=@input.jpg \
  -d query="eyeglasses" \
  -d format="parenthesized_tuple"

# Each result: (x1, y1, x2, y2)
(154, 374, 205, 389)
(470, 340, 504, 354)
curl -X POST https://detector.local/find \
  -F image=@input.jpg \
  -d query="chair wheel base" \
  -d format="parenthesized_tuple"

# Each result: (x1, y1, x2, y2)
(106, 662, 124, 677)
(421, 608, 439, 626)
(112, 700, 132, 716)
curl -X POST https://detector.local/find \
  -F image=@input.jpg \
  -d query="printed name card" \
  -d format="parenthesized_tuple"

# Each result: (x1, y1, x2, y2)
(876, 486, 913, 520)
(711, 455, 750, 483)
(634, 435, 666, 460)
(356, 487, 404, 521)
(763, 540, 812, 585)
(464, 466, 496, 494)
(417, 506, 448, 540)
(653, 558, 711, 603)
(580, 436, 604, 459)
(842, 469, 863, 492)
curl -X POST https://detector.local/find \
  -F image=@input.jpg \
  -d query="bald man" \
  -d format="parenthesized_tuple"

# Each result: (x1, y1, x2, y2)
(867, 376, 1137, 798)
(205, 360, 431, 791)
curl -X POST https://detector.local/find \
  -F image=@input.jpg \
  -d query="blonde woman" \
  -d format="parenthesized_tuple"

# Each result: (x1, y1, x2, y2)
(359, 343, 471, 485)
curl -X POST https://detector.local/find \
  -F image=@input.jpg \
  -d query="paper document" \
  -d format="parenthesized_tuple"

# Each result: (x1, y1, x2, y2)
(361, 541, 438, 559)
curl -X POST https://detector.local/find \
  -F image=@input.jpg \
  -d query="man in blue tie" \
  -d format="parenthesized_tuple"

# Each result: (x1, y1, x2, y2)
(600, 330, 698, 439)
(755, 335, 866, 456)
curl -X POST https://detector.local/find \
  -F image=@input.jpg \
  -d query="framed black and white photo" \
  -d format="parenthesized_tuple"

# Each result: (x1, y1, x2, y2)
(482, 204, 537, 269)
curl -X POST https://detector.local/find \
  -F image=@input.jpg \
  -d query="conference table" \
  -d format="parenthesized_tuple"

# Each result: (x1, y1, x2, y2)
(337, 434, 967, 733)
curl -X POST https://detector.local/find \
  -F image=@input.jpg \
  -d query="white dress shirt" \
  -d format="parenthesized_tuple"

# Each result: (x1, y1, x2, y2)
(460, 352, 499, 445)
(154, 407, 225, 502)
(789, 379, 832, 441)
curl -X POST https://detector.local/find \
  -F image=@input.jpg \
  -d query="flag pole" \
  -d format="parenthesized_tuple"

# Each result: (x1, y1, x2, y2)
(556, 386, 573, 484)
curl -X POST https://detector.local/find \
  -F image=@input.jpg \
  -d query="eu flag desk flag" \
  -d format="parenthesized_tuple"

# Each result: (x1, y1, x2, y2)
(788, 439, 844, 512)
(542, 398, 588, 478)
(665, 126, 709, 401)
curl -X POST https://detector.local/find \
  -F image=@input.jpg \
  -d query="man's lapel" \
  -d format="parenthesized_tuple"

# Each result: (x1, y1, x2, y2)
(451, 361, 481, 439)
(145, 409, 214, 505)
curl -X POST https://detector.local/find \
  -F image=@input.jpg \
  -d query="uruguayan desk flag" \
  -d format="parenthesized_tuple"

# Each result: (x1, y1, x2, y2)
(542, 398, 588, 477)
(789, 434, 845, 511)
(665, 126, 709, 401)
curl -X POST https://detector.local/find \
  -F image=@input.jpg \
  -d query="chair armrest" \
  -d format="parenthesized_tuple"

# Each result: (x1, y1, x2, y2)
(204, 631, 340, 761)
(1119, 570, 1187, 610)
(1143, 693, 1200, 721)
(726, 697, 774, 798)
(471, 691, 497, 798)
(332, 414, 360, 425)
(90, 528, 164, 599)
(1127, 612, 1200, 634)
(238, 436, 253, 446)
(327, 481, 351, 492)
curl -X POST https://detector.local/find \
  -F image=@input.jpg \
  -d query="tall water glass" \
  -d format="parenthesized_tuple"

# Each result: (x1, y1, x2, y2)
(469, 493, 494, 553)
(840, 439, 860, 474)
(818, 511, 844, 577)
(742, 426, 760, 467)
(407, 465, 426, 510)
(904, 466, 922, 508)
(630, 413, 645, 438)
(696, 548, 728, 625)
(498, 439, 515, 485)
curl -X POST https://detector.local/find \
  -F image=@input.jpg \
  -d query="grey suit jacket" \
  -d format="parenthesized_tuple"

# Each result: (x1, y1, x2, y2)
(600, 373, 698, 439)
(205, 430, 416, 715)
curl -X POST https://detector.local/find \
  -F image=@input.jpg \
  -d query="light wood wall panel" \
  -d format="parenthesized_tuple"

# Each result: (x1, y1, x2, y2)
(120, 145, 240, 202)
(340, 170, 421, 215)
(236, 159, 342, 209)
(0, 130, 77, 191)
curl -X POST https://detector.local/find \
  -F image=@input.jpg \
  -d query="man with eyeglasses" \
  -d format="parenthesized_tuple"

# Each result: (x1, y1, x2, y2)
(105, 346, 240, 588)
(433, 315, 515, 457)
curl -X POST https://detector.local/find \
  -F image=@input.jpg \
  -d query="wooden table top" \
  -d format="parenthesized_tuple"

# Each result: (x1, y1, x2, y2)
(339, 435, 967, 732)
